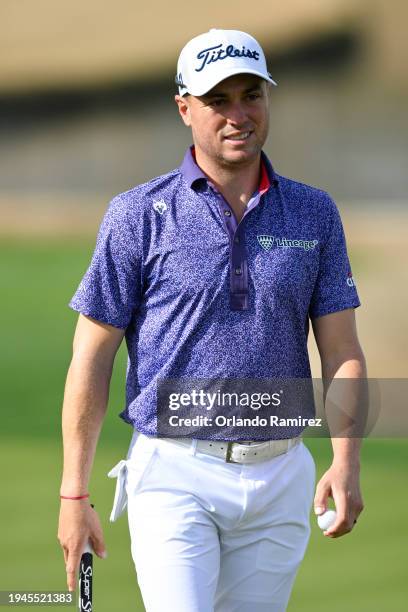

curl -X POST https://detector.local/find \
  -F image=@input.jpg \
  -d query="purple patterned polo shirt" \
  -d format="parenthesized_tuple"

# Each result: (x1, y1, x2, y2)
(69, 146, 360, 439)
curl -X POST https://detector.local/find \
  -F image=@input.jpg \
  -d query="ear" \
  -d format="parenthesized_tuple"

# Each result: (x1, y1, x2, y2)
(174, 94, 192, 127)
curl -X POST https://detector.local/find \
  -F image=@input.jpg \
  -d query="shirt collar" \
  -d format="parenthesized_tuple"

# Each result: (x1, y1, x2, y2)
(179, 145, 279, 192)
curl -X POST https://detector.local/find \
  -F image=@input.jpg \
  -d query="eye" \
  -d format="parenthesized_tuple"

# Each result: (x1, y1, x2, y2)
(209, 99, 225, 108)
(247, 92, 261, 101)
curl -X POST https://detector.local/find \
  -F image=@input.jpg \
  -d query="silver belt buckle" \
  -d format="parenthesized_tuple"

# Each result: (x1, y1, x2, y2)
(225, 441, 235, 463)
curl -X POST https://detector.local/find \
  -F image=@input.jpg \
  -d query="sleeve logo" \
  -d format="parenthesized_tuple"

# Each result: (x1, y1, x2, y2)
(347, 272, 356, 287)
(153, 199, 168, 215)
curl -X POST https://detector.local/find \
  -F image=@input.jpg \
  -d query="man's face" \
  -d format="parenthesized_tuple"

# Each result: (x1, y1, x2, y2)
(175, 74, 271, 169)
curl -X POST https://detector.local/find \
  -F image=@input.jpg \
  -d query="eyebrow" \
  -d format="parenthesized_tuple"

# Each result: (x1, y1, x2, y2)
(203, 84, 262, 99)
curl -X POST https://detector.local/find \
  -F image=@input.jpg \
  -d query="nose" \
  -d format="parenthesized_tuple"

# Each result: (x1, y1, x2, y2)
(226, 101, 249, 126)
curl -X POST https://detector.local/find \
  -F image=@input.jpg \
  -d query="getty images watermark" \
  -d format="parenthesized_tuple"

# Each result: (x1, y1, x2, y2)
(166, 388, 322, 429)
(156, 378, 408, 440)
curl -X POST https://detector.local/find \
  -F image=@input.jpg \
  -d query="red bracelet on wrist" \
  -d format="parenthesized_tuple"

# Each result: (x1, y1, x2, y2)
(60, 493, 90, 500)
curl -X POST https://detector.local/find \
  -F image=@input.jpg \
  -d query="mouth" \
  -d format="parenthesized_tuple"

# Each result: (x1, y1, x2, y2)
(224, 131, 253, 143)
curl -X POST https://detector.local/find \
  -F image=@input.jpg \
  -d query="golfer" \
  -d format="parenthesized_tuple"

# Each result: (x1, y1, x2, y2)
(58, 29, 366, 611)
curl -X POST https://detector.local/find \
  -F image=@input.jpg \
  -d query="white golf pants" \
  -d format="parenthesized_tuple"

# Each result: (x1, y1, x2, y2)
(122, 432, 315, 612)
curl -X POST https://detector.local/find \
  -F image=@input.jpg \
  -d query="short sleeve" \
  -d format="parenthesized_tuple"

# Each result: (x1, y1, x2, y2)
(69, 196, 142, 329)
(309, 196, 360, 319)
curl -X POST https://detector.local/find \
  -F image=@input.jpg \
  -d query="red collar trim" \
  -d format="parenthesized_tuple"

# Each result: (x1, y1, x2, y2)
(259, 159, 270, 194)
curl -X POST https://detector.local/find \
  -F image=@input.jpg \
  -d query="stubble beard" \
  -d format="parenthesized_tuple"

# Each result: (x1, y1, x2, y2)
(215, 139, 264, 170)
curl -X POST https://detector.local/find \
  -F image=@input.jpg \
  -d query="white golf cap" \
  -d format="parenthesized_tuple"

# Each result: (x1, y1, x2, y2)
(175, 29, 277, 96)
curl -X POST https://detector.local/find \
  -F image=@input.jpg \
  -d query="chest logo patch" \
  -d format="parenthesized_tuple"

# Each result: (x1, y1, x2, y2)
(257, 235, 318, 252)
(257, 235, 274, 251)
(153, 199, 168, 215)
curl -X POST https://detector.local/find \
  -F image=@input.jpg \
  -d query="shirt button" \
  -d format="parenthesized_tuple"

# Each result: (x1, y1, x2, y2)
(234, 237, 239, 244)
(224, 210, 232, 217)
(235, 268, 242, 275)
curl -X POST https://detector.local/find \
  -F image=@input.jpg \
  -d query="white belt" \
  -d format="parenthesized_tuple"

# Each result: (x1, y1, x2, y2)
(163, 436, 301, 464)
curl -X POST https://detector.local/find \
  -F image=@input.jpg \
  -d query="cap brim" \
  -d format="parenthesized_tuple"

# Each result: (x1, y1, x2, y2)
(187, 68, 277, 96)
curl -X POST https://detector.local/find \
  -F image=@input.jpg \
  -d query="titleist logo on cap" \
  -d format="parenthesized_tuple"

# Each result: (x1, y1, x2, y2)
(195, 44, 260, 72)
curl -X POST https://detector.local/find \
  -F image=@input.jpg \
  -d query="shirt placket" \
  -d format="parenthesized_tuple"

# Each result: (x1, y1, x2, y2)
(210, 185, 263, 311)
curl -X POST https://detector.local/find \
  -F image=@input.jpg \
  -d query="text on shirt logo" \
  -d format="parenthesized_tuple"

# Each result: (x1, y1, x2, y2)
(257, 235, 318, 252)
(153, 199, 168, 215)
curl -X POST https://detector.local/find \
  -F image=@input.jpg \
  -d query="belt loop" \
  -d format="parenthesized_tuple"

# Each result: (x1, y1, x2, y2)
(189, 439, 198, 456)
(225, 442, 234, 463)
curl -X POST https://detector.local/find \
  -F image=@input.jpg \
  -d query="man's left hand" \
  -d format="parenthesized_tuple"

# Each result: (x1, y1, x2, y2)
(313, 461, 364, 538)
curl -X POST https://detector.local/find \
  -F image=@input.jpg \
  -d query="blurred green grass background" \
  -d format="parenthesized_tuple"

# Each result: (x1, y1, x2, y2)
(1, 237, 407, 611)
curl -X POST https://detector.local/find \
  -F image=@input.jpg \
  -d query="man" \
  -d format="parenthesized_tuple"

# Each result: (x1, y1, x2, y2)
(58, 29, 365, 611)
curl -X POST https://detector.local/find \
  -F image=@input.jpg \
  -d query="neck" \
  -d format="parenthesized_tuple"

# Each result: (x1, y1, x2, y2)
(194, 148, 261, 207)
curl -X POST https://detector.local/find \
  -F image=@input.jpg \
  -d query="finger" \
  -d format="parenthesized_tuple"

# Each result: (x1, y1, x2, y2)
(353, 499, 364, 521)
(314, 479, 331, 515)
(325, 517, 349, 536)
(347, 503, 363, 532)
(88, 510, 108, 559)
(89, 533, 108, 559)
(322, 488, 347, 535)
(324, 521, 351, 537)
(65, 549, 82, 592)
(324, 513, 351, 537)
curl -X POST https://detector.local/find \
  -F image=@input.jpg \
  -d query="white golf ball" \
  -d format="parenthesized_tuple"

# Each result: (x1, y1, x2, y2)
(317, 509, 337, 531)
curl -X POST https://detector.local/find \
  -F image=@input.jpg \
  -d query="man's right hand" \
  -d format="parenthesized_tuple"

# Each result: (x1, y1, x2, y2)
(58, 500, 107, 592)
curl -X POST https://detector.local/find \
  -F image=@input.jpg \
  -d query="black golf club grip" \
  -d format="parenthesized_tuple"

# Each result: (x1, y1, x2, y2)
(79, 543, 93, 611)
